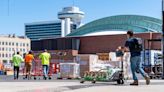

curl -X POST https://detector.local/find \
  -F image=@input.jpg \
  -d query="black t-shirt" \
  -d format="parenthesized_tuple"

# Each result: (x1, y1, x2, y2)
(116, 50, 124, 57)
(125, 38, 141, 57)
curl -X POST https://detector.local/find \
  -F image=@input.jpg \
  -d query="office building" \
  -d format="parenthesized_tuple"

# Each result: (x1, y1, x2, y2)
(25, 6, 84, 41)
(25, 21, 62, 41)
(0, 34, 30, 64)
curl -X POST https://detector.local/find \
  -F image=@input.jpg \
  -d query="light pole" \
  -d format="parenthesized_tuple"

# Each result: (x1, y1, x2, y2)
(162, 0, 164, 79)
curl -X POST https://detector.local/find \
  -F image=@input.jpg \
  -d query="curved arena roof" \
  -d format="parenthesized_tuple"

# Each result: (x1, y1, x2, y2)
(68, 15, 162, 36)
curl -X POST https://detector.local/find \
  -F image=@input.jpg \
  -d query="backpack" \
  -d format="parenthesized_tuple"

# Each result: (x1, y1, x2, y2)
(133, 38, 143, 52)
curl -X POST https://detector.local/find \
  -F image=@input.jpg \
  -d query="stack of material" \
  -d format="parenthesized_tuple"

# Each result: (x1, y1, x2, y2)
(109, 52, 117, 61)
(52, 50, 78, 60)
(141, 50, 162, 66)
(122, 52, 131, 79)
(107, 52, 131, 79)
(6, 70, 13, 75)
(97, 53, 110, 61)
(34, 50, 78, 63)
(59, 63, 80, 79)
(83, 67, 121, 81)
(75, 54, 98, 76)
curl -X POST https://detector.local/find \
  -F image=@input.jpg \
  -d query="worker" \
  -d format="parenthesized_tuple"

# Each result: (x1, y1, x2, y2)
(39, 49, 51, 80)
(24, 51, 34, 79)
(12, 52, 24, 80)
(116, 46, 124, 61)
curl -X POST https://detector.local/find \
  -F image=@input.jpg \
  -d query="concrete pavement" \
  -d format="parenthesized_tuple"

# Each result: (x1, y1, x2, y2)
(0, 75, 164, 92)
(65, 80, 164, 92)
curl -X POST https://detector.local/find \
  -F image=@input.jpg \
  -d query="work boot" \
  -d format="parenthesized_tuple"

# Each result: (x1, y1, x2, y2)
(25, 75, 27, 79)
(144, 76, 150, 85)
(130, 80, 138, 86)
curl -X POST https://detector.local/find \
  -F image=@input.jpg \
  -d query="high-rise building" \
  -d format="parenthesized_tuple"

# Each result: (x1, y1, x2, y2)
(25, 21, 62, 41)
(0, 34, 30, 64)
(58, 6, 84, 37)
(25, 21, 78, 41)
(25, 6, 84, 41)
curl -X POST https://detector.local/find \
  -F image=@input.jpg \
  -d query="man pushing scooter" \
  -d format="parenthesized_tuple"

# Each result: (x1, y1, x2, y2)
(124, 30, 150, 85)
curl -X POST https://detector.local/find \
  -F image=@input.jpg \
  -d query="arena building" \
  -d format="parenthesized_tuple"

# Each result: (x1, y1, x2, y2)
(31, 15, 162, 77)
(68, 15, 161, 36)
(32, 15, 162, 54)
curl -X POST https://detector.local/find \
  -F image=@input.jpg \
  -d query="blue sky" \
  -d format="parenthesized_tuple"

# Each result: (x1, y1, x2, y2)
(0, 0, 162, 35)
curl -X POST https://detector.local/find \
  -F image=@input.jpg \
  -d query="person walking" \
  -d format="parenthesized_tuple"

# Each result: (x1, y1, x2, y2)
(116, 46, 124, 68)
(12, 52, 24, 80)
(24, 51, 34, 79)
(124, 30, 150, 85)
(115, 46, 124, 82)
(39, 49, 51, 80)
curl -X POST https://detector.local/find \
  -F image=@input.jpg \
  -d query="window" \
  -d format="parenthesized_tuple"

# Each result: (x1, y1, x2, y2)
(0, 42, 1, 45)
(27, 43, 29, 47)
(9, 48, 11, 51)
(3, 60, 7, 63)
(16, 48, 18, 52)
(2, 54, 4, 57)
(9, 54, 11, 58)
(16, 43, 18, 46)
(12, 42, 14, 46)
(23, 43, 25, 47)
(20, 43, 22, 46)
(6, 54, 8, 57)
(9, 42, 11, 45)
(2, 42, 4, 45)
(2, 48, 4, 51)
(6, 42, 8, 45)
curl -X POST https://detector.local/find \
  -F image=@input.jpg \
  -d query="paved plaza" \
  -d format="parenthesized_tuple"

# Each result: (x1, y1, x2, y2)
(0, 75, 164, 92)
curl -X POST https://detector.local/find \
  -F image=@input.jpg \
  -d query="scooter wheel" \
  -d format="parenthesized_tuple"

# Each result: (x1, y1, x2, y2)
(120, 80, 124, 84)
(80, 78, 85, 83)
(92, 81, 96, 84)
(117, 79, 124, 84)
(92, 79, 96, 84)
(80, 80, 85, 83)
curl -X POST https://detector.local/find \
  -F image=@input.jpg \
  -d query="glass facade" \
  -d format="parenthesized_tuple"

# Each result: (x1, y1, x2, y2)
(25, 21, 62, 41)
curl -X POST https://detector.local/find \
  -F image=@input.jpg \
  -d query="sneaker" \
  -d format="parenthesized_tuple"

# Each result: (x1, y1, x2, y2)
(130, 80, 138, 86)
(25, 75, 27, 79)
(136, 69, 140, 73)
(144, 76, 150, 85)
(43, 77, 47, 80)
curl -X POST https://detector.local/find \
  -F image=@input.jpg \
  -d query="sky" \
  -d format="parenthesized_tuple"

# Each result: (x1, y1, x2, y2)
(0, 0, 162, 35)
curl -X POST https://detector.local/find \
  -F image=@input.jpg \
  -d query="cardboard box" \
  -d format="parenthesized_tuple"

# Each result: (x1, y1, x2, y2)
(6, 70, 13, 75)
(97, 53, 110, 60)
(75, 54, 99, 76)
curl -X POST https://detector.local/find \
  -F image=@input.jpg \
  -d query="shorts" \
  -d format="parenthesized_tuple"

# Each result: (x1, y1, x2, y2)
(25, 62, 32, 73)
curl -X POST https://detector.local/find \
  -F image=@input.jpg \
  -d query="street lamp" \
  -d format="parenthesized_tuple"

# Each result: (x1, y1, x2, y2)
(162, 0, 164, 79)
